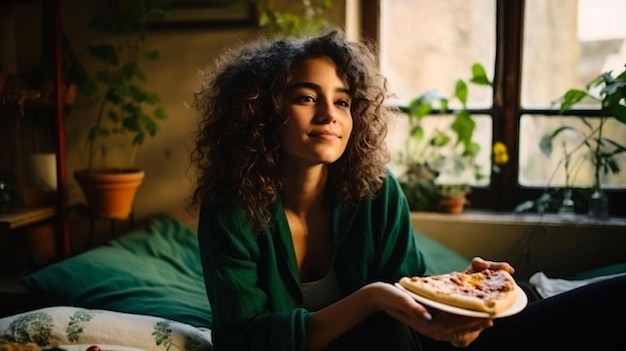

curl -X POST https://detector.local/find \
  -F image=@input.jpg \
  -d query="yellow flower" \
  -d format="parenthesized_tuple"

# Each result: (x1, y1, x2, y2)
(494, 153, 509, 165)
(492, 141, 509, 165)
(492, 141, 507, 155)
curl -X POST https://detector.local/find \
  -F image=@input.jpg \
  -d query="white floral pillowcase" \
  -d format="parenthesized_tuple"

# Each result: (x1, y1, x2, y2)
(0, 307, 214, 351)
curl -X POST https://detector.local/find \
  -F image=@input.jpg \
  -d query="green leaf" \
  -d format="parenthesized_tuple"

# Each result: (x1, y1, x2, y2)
(538, 126, 576, 157)
(410, 125, 424, 141)
(144, 91, 160, 105)
(430, 131, 451, 147)
(144, 117, 159, 136)
(559, 89, 588, 113)
(107, 110, 119, 123)
(440, 98, 449, 112)
(154, 106, 168, 119)
(464, 141, 481, 157)
(454, 79, 468, 106)
(470, 63, 491, 85)
(122, 114, 140, 131)
(451, 111, 475, 146)
(133, 132, 146, 146)
(604, 89, 626, 123)
(122, 62, 143, 81)
(408, 90, 444, 118)
(586, 72, 606, 90)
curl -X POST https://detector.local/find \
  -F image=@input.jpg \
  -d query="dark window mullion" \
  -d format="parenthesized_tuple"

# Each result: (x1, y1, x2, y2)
(522, 109, 605, 117)
(493, 0, 525, 211)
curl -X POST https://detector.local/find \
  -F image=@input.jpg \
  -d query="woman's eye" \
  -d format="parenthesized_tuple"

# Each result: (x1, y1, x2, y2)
(336, 99, 351, 108)
(297, 95, 316, 104)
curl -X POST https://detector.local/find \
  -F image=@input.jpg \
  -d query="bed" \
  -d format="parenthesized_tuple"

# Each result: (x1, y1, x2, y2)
(0, 209, 473, 351)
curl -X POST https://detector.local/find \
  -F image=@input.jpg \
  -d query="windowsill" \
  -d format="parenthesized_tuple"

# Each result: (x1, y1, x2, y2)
(411, 210, 626, 228)
(410, 210, 626, 281)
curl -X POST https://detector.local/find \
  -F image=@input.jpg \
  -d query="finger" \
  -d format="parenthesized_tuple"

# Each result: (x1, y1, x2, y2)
(466, 257, 489, 272)
(484, 260, 514, 274)
(469, 257, 515, 274)
(394, 286, 434, 322)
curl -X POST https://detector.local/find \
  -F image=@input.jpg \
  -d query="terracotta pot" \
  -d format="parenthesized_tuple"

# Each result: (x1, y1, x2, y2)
(74, 169, 145, 219)
(439, 195, 467, 214)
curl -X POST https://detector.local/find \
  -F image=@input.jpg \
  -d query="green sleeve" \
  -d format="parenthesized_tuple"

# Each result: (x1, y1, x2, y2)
(370, 170, 427, 281)
(197, 203, 312, 351)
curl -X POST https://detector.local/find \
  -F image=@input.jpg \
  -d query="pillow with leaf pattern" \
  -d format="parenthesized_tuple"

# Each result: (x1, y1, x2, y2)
(0, 306, 214, 351)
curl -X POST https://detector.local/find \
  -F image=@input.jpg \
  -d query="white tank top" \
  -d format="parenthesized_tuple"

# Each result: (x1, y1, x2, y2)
(300, 270, 342, 311)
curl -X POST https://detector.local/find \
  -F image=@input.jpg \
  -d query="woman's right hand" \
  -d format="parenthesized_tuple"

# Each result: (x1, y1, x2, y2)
(364, 282, 493, 347)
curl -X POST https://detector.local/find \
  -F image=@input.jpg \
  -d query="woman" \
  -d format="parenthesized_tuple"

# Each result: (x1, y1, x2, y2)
(190, 30, 626, 351)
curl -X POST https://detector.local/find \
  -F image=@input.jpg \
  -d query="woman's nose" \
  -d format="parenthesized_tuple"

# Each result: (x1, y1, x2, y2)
(315, 98, 336, 123)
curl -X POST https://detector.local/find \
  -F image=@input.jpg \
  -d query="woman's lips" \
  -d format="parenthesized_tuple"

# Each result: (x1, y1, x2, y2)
(309, 131, 340, 140)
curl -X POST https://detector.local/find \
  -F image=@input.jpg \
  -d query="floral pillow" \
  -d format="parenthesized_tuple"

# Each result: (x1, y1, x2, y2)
(0, 307, 214, 351)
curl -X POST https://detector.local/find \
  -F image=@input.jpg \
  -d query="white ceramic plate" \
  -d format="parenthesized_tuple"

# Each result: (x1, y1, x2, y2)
(394, 282, 528, 318)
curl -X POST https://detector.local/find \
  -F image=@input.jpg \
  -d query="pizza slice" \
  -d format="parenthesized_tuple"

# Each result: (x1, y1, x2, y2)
(399, 269, 518, 315)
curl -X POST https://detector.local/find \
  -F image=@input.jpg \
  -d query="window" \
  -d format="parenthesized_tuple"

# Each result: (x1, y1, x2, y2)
(379, 0, 495, 187)
(366, 0, 626, 216)
(519, 0, 626, 188)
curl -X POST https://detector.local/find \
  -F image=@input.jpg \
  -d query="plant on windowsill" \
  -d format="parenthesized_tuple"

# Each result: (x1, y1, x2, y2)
(254, 0, 333, 37)
(514, 63, 626, 219)
(437, 184, 472, 214)
(73, 0, 169, 220)
(397, 63, 492, 213)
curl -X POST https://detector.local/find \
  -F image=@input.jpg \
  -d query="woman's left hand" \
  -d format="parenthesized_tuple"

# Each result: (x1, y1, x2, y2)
(465, 257, 514, 274)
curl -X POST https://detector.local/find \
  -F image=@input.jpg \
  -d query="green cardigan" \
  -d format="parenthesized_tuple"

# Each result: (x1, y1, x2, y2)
(197, 171, 427, 351)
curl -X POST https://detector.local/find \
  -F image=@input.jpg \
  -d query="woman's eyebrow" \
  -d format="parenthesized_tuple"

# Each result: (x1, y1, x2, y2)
(290, 82, 350, 94)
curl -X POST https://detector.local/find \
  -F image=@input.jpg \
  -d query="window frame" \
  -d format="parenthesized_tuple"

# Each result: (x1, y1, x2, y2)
(362, 0, 626, 217)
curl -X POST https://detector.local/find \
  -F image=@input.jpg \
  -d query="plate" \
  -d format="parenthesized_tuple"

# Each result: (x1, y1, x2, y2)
(394, 282, 528, 318)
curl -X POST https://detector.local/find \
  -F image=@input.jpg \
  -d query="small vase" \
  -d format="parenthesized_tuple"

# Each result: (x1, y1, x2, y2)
(558, 188, 576, 220)
(588, 186, 609, 220)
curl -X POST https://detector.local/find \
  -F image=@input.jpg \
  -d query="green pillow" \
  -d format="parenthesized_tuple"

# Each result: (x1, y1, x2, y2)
(20, 215, 213, 328)
(414, 231, 470, 276)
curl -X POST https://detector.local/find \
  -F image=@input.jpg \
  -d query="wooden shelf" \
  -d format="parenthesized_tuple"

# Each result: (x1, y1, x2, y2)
(0, 206, 55, 232)
(0, 0, 70, 257)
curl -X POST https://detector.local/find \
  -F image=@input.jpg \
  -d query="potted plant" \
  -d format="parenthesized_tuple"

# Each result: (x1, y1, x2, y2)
(73, 1, 169, 219)
(397, 63, 491, 213)
(517, 63, 626, 218)
(437, 184, 472, 214)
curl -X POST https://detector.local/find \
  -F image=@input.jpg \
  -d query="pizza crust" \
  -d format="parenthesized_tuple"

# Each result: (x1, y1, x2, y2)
(399, 270, 518, 315)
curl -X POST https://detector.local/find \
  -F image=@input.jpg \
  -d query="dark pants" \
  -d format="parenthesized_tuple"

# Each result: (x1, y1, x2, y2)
(324, 311, 422, 350)
(326, 275, 626, 351)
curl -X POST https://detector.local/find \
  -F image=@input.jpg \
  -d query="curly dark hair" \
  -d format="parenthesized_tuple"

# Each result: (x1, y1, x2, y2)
(190, 29, 393, 229)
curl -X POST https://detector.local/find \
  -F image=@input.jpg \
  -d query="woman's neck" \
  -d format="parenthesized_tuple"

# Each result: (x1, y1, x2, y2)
(280, 164, 328, 215)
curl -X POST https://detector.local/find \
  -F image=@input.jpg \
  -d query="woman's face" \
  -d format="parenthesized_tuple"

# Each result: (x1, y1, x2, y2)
(280, 56, 353, 166)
